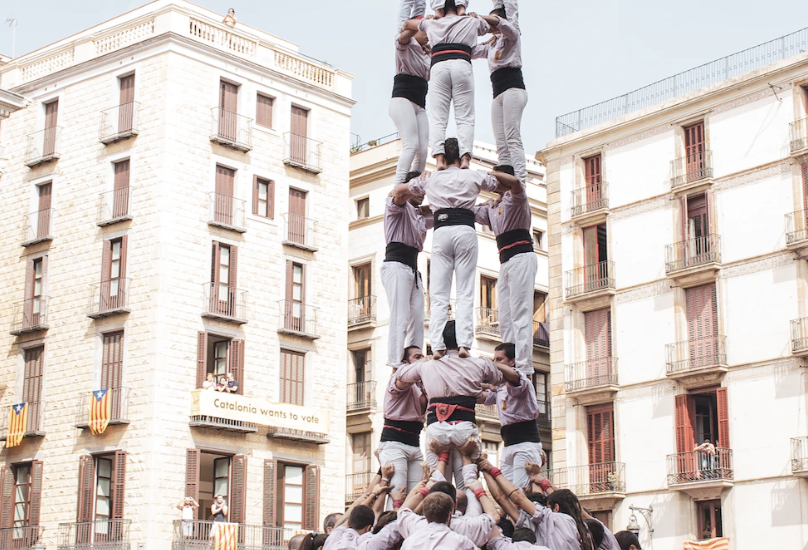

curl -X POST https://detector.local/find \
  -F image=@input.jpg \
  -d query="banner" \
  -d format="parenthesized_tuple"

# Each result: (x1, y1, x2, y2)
(190, 390, 330, 435)
(684, 538, 729, 550)
(89, 389, 111, 435)
(6, 403, 28, 448)
(214, 523, 238, 550)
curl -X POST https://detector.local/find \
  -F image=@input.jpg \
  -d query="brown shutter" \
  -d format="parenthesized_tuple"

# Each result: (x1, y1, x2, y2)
(675, 395, 695, 454)
(38, 182, 52, 211)
(302, 465, 320, 531)
(196, 332, 208, 389)
(119, 75, 135, 104)
(584, 155, 602, 203)
(705, 189, 714, 235)
(256, 94, 273, 128)
(230, 455, 247, 524)
(118, 75, 135, 133)
(0, 466, 12, 529)
(101, 331, 124, 390)
(114, 160, 130, 190)
(185, 449, 201, 510)
(229, 339, 244, 395)
(252, 177, 260, 215)
(101, 240, 112, 283)
(587, 404, 614, 465)
(801, 162, 808, 213)
(211, 242, 221, 284)
(44, 100, 59, 156)
(686, 284, 718, 361)
(585, 308, 611, 382)
(290, 107, 308, 163)
(680, 195, 689, 242)
(215, 165, 235, 197)
(77, 455, 95, 522)
(291, 106, 308, 139)
(263, 460, 278, 527)
(229, 245, 238, 290)
(45, 100, 59, 127)
(285, 261, 294, 303)
(267, 180, 275, 219)
(111, 451, 126, 520)
(716, 387, 730, 448)
(119, 235, 128, 280)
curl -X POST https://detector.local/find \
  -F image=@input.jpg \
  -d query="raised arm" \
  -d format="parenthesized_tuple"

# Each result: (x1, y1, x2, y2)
(402, 19, 421, 33)
(492, 468, 535, 516)
(480, 461, 521, 523)
(495, 361, 521, 386)
(468, 480, 500, 523)
(489, 170, 520, 193)
(391, 184, 419, 207)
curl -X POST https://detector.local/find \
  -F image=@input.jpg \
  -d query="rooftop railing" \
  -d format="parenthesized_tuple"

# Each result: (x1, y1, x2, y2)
(171, 520, 293, 550)
(564, 357, 618, 393)
(791, 436, 808, 474)
(666, 336, 727, 375)
(548, 462, 625, 496)
(283, 133, 322, 174)
(790, 118, 807, 153)
(348, 296, 376, 325)
(75, 388, 130, 429)
(0, 526, 41, 550)
(347, 381, 377, 413)
(97, 188, 132, 226)
(571, 182, 609, 218)
(565, 261, 615, 299)
(203, 283, 247, 324)
(282, 213, 317, 251)
(210, 108, 252, 152)
(25, 126, 62, 166)
(100, 102, 140, 144)
(667, 447, 733, 485)
(786, 210, 808, 245)
(22, 208, 55, 246)
(792, 317, 808, 355)
(87, 279, 131, 318)
(665, 234, 721, 273)
(208, 192, 246, 233)
(58, 519, 131, 550)
(278, 301, 319, 339)
(10, 297, 50, 336)
(671, 150, 714, 188)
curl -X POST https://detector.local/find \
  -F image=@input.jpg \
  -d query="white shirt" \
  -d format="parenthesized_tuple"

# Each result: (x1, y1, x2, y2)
(323, 525, 364, 550)
(181, 506, 195, 520)
(356, 521, 403, 550)
(408, 167, 499, 212)
(450, 513, 496, 547)
(398, 509, 476, 550)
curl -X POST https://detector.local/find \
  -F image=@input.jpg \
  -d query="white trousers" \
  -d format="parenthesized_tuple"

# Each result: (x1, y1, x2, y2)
(492, 88, 528, 183)
(492, 0, 519, 23)
(430, 0, 468, 9)
(430, 226, 478, 350)
(428, 60, 475, 159)
(398, 0, 426, 32)
(389, 98, 429, 184)
(381, 261, 424, 367)
(424, 421, 480, 489)
(377, 441, 424, 495)
(501, 441, 543, 489)
(498, 252, 538, 376)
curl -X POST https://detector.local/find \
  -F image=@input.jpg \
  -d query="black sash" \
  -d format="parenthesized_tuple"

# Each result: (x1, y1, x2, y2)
(434, 208, 475, 230)
(385, 242, 419, 271)
(496, 228, 534, 264)
(491, 66, 526, 99)
(501, 419, 541, 447)
(381, 419, 423, 447)
(392, 74, 429, 109)
(431, 43, 472, 66)
(426, 396, 477, 426)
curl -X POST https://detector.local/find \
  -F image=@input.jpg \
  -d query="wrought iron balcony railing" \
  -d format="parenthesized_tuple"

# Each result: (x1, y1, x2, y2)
(10, 297, 50, 336)
(564, 357, 618, 393)
(667, 447, 733, 485)
(565, 261, 615, 299)
(791, 436, 808, 474)
(278, 300, 319, 339)
(671, 150, 713, 189)
(790, 118, 807, 153)
(347, 381, 377, 413)
(210, 108, 253, 152)
(75, 388, 130, 429)
(97, 188, 132, 226)
(283, 133, 322, 174)
(533, 321, 550, 348)
(425, 300, 457, 323)
(475, 307, 500, 337)
(58, 519, 131, 550)
(792, 317, 808, 355)
(203, 283, 247, 324)
(171, 520, 294, 550)
(282, 213, 317, 250)
(548, 462, 625, 496)
(208, 192, 247, 233)
(88, 279, 131, 318)
(786, 210, 808, 245)
(0, 526, 41, 550)
(348, 296, 376, 325)
(100, 102, 140, 144)
(571, 182, 609, 218)
(345, 472, 376, 502)
(22, 208, 55, 246)
(0, 400, 44, 440)
(665, 234, 721, 273)
(537, 400, 551, 428)
(25, 126, 62, 167)
(666, 336, 727, 375)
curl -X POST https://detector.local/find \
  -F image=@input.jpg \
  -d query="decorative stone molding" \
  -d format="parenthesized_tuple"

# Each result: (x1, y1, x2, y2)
(711, 82, 793, 115)
(20, 48, 75, 83)
(189, 18, 257, 57)
(610, 195, 671, 221)
(719, 252, 794, 279)
(713, 160, 792, 193)
(615, 280, 673, 305)
(724, 357, 803, 383)
(604, 123, 673, 151)
(94, 19, 155, 55)
(614, 381, 676, 403)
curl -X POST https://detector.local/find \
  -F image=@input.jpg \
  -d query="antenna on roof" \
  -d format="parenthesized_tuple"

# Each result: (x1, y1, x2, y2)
(5, 18, 16, 58)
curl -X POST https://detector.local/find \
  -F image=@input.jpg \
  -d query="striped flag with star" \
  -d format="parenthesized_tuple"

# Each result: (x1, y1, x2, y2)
(89, 389, 111, 435)
(6, 402, 28, 448)
(684, 538, 729, 550)
(214, 523, 238, 550)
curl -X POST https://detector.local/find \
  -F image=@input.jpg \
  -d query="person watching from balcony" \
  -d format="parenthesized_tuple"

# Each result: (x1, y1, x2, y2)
(211, 495, 227, 522)
(214, 375, 227, 392)
(225, 372, 238, 394)
(695, 439, 716, 472)
(203, 373, 216, 391)
(613, 531, 642, 550)
(176, 496, 199, 537)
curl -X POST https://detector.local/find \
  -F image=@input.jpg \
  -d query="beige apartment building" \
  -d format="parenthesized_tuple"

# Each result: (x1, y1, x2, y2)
(345, 138, 551, 501)
(0, 2, 353, 550)
(540, 28, 808, 549)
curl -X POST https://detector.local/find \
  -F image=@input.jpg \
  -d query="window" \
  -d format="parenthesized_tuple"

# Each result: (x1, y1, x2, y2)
(533, 371, 549, 404)
(353, 264, 371, 300)
(675, 387, 730, 453)
(583, 224, 608, 269)
(76, 453, 125, 533)
(584, 308, 612, 380)
(101, 237, 128, 310)
(214, 165, 236, 226)
(280, 464, 304, 531)
(802, 162, 808, 213)
(684, 121, 705, 164)
(287, 188, 307, 243)
(102, 332, 124, 418)
(290, 106, 309, 164)
(196, 333, 244, 393)
(118, 74, 135, 133)
(352, 349, 370, 384)
(36, 183, 52, 239)
(356, 198, 370, 220)
(0, 462, 43, 534)
(532, 229, 543, 251)
(482, 440, 500, 468)
(686, 283, 718, 363)
(533, 291, 546, 324)
(592, 511, 611, 532)
(280, 349, 305, 405)
(218, 80, 239, 140)
(23, 347, 44, 432)
(587, 404, 615, 465)
(584, 154, 603, 203)
(352, 433, 372, 475)
(256, 93, 274, 129)
(112, 160, 130, 218)
(43, 100, 59, 156)
(211, 242, 238, 316)
(264, 462, 319, 531)
(30, 258, 44, 324)
(184, 451, 245, 525)
(252, 177, 274, 218)
(95, 457, 113, 525)
(697, 500, 723, 540)
(284, 261, 306, 332)
(13, 464, 31, 530)
(681, 192, 712, 243)
(480, 275, 497, 310)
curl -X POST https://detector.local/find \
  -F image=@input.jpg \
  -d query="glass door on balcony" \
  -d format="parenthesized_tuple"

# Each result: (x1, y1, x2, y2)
(584, 155, 602, 205)
(199, 454, 230, 525)
(95, 457, 113, 539)
(587, 404, 615, 493)
(352, 350, 370, 407)
(697, 500, 723, 540)
(30, 259, 43, 327)
(583, 225, 608, 290)
(22, 347, 43, 434)
(351, 433, 372, 496)
(285, 262, 305, 332)
(36, 183, 51, 240)
(353, 264, 371, 319)
(215, 165, 235, 226)
(480, 275, 497, 327)
(104, 238, 126, 310)
(212, 243, 234, 317)
(280, 464, 305, 531)
(218, 81, 239, 142)
(684, 121, 706, 181)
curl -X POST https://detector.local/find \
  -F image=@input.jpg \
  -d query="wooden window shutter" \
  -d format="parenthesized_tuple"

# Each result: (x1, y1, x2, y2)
(256, 94, 273, 128)
(684, 122, 704, 157)
(0, 466, 13, 529)
(24, 256, 34, 302)
(230, 455, 247, 524)
(263, 460, 278, 527)
(45, 100, 59, 128)
(716, 387, 730, 448)
(285, 261, 293, 303)
(112, 451, 126, 520)
(185, 449, 201, 508)
(101, 240, 112, 283)
(229, 245, 238, 290)
(680, 195, 689, 242)
(267, 180, 275, 219)
(302, 465, 320, 530)
(228, 339, 245, 394)
(252, 177, 259, 215)
(675, 394, 695, 453)
(119, 74, 135, 105)
(77, 455, 95, 522)
(114, 160, 130, 190)
(119, 235, 129, 280)
(211, 242, 221, 284)
(801, 162, 808, 212)
(291, 106, 308, 139)
(196, 332, 208, 389)
(705, 189, 714, 235)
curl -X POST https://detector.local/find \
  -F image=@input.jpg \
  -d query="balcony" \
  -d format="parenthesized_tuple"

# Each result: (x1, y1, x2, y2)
(667, 447, 733, 499)
(475, 308, 500, 340)
(282, 213, 317, 251)
(58, 519, 131, 550)
(202, 283, 248, 325)
(791, 437, 808, 477)
(283, 133, 322, 174)
(0, 401, 45, 441)
(346, 472, 375, 504)
(571, 182, 609, 225)
(100, 102, 140, 144)
(210, 108, 252, 152)
(670, 150, 713, 192)
(790, 118, 807, 155)
(533, 321, 550, 349)
(548, 462, 625, 510)
(75, 388, 131, 430)
(348, 296, 376, 327)
(665, 234, 721, 285)
(792, 318, 808, 357)
(665, 336, 728, 387)
(347, 381, 377, 414)
(97, 188, 132, 226)
(475, 404, 500, 423)
(87, 279, 131, 319)
(208, 192, 247, 233)
(0, 526, 41, 550)
(10, 297, 50, 336)
(564, 261, 615, 303)
(537, 400, 551, 429)
(172, 520, 293, 550)
(786, 210, 808, 257)
(22, 208, 55, 247)
(266, 426, 330, 445)
(277, 301, 319, 339)
(564, 357, 618, 404)
(25, 126, 62, 167)
(425, 300, 457, 325)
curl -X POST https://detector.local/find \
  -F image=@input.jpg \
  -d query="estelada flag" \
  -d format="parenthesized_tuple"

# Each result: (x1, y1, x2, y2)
(684, 538, 729, 550)
(214, 523, 238, 550)
(6, 402, 28, 448)
(89, 389, 111, 435)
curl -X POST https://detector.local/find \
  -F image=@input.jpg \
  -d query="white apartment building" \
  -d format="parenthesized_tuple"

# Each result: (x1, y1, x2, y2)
(346, 138, 550, 501)
(540, 27, 808, 549)
(0, 2, 353, 550)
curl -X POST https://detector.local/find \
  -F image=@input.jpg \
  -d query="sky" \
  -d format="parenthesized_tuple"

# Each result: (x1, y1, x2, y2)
(3, 0, 808, 156)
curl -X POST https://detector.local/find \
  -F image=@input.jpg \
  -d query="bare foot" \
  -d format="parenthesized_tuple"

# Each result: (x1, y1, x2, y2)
(428, 438, 451, 455)
(525, 462, 543, 477)
(458, 438, 479, 457)
(460, 154, 471, 169)
(433, 349, 446, 360)
(435, 154, 446, 171)
(458, 347, 470, 358)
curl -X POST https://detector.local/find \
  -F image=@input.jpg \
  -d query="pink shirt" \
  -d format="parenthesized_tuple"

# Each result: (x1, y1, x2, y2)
(398, 509, 476, 550)
(396, 351, 502, 399)
(385, 197, 431, 250)
(471, 17, 522, 72)
(474, 184, 531, 235)
(323, 525, 363, 550)
(418, 14, 490, 49)
(409, 168, 499, 212)
(526, 507, 582, 550)
(482, 371, 538, 426)
(489, 535, 550, 550)
(396, 38, 430, 81)
(384, 372, 426, 422)
(356, 521, 402, 550)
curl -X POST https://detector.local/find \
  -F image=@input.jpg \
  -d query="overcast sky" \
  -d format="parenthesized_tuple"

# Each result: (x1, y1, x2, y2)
(3, 0, 808, 155)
